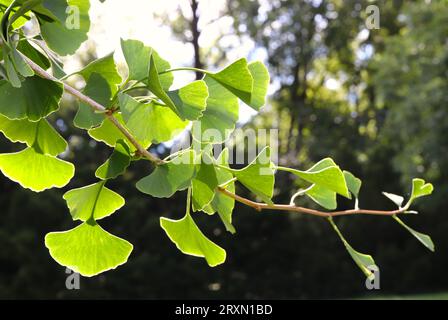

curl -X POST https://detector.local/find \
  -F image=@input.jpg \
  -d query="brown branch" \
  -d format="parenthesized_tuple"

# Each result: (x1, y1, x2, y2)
(23, 54, 404, 219)
(217, 187, 404, 218)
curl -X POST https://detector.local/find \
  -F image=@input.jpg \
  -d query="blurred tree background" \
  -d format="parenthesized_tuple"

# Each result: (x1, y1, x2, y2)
(0, 0, 447, 299)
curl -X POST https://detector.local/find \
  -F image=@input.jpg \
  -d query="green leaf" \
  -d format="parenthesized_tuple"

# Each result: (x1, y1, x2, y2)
(136, 150, 196, 198)
(240, 61, 269, 110)
(4, 54, 22, 88)
(281, 158, 350, 198)
(121, 39, 173, 89)
(88, 113, 139, 150)
(305, 184, 337, 210)
(74, 73, 110, 129)
(45, 221, 133, 277)
(78, 53, 122, 95)
(194, 76, 239, 144)
(192, 152, 219, 211)
(343, 171, 361, 199)
(39, 0, 91, 55)
(229, 147, 275, 204)
(160, 213, 226, 267)
(0, 76, 63, 121)
(209, 58, 253, 103)
(95, 140, 131, 180)
(0, 147, 74, 192)
(0, 114, 67, 156)
(63, 181, 125, 221)
(17, 39, 51, 70)
(382, 192, 404, 208)
(329, 218, 377, 279)
(211, 148, 236, 233)
(10, 46, 34, 77)
(167, 80, 208, 121)
(146, 55, 208, 120)
(393, 215, 434, 252)
(119, 94, 188, 144)
(409, 178, 434, 203)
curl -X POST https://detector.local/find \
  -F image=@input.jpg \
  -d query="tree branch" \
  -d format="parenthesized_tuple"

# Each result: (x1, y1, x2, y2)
(217, 187, 404, 217)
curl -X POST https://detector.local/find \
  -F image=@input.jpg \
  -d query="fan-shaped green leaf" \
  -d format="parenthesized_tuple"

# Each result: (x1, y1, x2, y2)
(409, 178, 434, 202)
(121, 39, 172, 89)
(305, 184, 337, 210)
(136, 150, 196, 198)
(78, 53, 122, 95)
(63, 181, 125, 221)
(192, 152, 219, 211)
(280, 158, 350, 198)
(211, 148, 236, 233)
(39, 0, 91, 56)
(229, 147, 275, 204)
(88, 113, 140, 150)
(95, 140, 131, 180)
(0, 76, 63, 121)
(119, 94, 188, 144)
(239, 61, 269, 110)
(209, 58, 253, 103)
(0, 147, 74, 192)
(45, 221, 133, 277)
(344, 171, 361, 199)
(160, 213, 226, 267)
(74, 73, 110, 129)
(17, 39, 51, 70)
(0, 114, 67, 156)
(194, 76, 239, 144)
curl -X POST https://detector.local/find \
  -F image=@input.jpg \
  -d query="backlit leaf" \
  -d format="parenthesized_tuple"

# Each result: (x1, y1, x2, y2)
(0, 147, 74, 192)
(63, 181, 125, 221)
(45, 221, 133, 277)
(160, 213, 226, 267)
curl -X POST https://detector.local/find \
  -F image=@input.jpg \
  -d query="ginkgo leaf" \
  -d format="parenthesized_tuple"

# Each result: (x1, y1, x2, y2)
(0, 147, 74, 192)
(280, 158, 350, 198)
(45, 221, 133, 277)
(344, 171, 361, 199)
(95, 140, 131, 180)
(136, 150, 196, 198)
(194, 76, 239, 144)
(409, 178, 434, 202)
(209, 58, 253, 103)
(160, 213, 226, 267)
(211, 148, 236, 233)
(74, 73, 110, 129)
(63, 181, 125, 221)
(121, 39, 173, 89)
(305, 184, 337, 210)
(0, 114, 67, 156)
(39, 0, 91, 56)
(119, 94, 188, 144)
(78, 53, 122, 95)
(229, 147, 275, 204)
(329, 217, 377, 279)
(146, 56, 208, 120)
(0, 76, 63, 121)
(192, 152, 219, 211)
(393, 215, 434, 252)
(239, 61, 269, 110)
(88, 114, 140, 150)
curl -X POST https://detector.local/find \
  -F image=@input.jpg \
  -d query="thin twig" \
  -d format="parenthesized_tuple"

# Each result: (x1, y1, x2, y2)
(217, 187, 404, 217)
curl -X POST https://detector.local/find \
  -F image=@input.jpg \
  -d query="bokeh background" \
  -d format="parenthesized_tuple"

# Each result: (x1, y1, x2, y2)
(1, 0, 447, 299)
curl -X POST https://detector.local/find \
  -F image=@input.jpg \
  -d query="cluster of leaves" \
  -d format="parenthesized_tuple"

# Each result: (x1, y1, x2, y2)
(0, 0, 435, 278)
